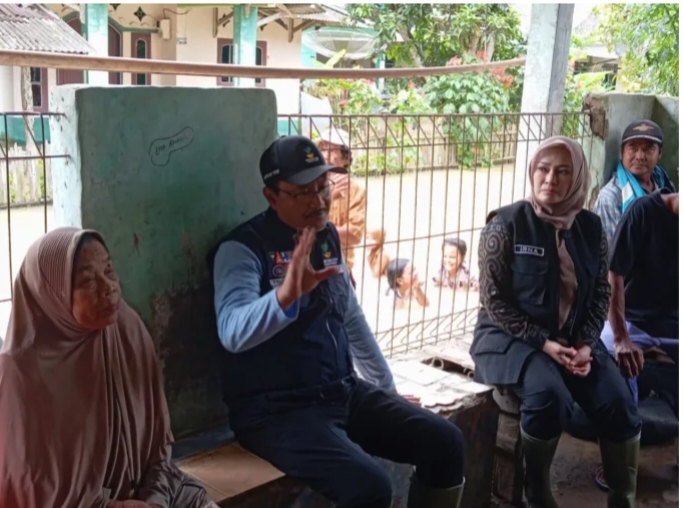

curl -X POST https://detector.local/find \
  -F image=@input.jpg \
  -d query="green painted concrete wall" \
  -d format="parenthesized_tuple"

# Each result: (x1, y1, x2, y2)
(50, 86, 278, 436)
(583, 92, 679, 207)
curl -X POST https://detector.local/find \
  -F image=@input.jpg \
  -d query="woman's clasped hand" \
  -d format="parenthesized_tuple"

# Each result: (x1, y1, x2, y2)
(542, 340, 593, 377)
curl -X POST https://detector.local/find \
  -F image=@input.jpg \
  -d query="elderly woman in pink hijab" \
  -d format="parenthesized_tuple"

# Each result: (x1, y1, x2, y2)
(469, 137, 641, 508)
(0, 228, 216, 508)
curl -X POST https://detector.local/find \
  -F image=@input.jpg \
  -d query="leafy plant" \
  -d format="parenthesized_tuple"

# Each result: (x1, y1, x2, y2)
(594, 3, 679, 96)
(562, 70, 611, 138)
(347, 4, 525, 68)
(422, 55, 513, 167)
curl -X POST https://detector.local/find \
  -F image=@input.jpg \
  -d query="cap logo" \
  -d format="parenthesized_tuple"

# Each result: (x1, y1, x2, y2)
(633, 124, 654, 132)
(304, 146, 320, 164)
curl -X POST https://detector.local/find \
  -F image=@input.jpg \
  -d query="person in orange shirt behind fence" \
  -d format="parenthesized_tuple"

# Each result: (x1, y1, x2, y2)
(318, 127, 366, 288)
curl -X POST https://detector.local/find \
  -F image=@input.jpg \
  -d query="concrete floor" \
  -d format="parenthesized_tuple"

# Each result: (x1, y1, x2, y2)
(494, 433, 678, 508)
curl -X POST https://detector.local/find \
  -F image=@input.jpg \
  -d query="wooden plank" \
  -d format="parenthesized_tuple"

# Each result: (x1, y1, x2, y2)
(178, 443, 285, 500)
(451, 390, 499, 508)
(0, 50, 529, 81)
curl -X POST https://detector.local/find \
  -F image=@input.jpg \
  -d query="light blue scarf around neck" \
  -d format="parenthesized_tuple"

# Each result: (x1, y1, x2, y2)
(616, 161, 672, 212)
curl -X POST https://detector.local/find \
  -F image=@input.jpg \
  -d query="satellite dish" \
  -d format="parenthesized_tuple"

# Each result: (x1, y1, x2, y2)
(302, 27, 379, 60)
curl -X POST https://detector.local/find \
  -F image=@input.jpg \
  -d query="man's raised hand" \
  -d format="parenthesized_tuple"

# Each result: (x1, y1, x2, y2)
(276, 228, 341, 310)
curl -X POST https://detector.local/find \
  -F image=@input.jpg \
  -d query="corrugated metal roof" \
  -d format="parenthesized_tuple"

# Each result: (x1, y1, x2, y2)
(259, 4, 348, 25)
(0, 4, 94, 54)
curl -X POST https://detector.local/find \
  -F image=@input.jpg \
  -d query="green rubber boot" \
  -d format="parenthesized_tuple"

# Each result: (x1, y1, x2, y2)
(599, 433, 640, 508)
(521, 428, 560, 508)
(406, 474, 465, 508)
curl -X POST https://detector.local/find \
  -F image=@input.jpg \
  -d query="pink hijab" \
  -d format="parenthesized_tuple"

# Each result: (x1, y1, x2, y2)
(0, 228, 172, 508)
(526, 136, 591, 230)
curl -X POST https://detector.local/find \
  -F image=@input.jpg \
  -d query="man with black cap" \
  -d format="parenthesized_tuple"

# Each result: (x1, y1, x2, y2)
(208, 135, 466, 508)
(593, 119, 676, 240)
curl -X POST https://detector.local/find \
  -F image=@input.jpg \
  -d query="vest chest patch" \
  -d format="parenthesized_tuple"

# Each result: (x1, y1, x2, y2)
(514, 244, 545, 257)
(320, 241, 340, 267)
(268, 250, 293, 282)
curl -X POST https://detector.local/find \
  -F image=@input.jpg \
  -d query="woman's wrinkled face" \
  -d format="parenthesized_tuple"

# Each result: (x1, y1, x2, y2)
(71, 238, 121, 329)
(442, 245, 464, 276)
(532, 146, 574, 205)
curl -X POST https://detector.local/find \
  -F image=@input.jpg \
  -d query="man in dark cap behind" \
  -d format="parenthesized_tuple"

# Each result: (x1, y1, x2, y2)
(593, 119, 676, 240)
(208, 135, 466, 508)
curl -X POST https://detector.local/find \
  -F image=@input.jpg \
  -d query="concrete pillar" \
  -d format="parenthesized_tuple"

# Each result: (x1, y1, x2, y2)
(233, 4, 258, 88)
(375, 55, 386, 93)
(512, 4, 574, 200)
(49, 85, 278, 435)
(82, 3, 109, 85)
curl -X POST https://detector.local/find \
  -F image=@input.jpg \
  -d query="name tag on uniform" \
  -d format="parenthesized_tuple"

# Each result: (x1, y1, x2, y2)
(514, 244, 545, 257)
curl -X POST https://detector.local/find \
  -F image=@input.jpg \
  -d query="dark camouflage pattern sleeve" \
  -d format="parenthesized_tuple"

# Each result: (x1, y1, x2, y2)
(479, 215, 550, 349)
(575, 229, 610, 349)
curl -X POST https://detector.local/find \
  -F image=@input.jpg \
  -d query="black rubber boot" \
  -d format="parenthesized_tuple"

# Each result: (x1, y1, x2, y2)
(521, 428, 560, 508)
(406, 474, 464, 508)
(599, 433, 640, 508)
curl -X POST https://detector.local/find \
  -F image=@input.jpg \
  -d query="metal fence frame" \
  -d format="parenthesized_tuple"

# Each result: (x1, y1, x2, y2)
(1, 109, 595, 356)
(277, 111, 595, 356)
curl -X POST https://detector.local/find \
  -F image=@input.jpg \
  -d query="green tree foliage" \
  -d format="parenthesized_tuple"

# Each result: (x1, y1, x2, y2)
(594, 3, 679, 96)
(347, 4, 526, 68)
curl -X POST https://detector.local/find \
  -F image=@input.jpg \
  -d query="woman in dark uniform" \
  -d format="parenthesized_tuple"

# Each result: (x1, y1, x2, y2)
(470, 136, 641, 508)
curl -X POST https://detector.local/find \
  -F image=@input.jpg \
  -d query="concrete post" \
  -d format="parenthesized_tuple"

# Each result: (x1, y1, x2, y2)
(233, 4, 258, 88)
(82, 3, 109, 85)
(375, 55, 386, 93)
(512, 4, 574, 200)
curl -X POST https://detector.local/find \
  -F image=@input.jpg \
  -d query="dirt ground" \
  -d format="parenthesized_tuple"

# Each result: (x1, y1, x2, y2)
(494, 433, 679, 508)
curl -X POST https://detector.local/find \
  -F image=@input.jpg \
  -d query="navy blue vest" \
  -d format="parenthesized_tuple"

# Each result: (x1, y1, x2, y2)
(471, 201, 604, 385)
(209, 208, 353, 417)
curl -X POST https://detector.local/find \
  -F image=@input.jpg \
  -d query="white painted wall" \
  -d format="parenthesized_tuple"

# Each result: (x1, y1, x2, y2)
(153, 5, 303, 114)
(12, 67, 21, 110)
(0, 66, 14, 111)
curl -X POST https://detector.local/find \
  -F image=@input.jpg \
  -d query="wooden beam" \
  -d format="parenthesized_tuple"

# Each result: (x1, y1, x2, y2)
(216, 11, 233, 28)
(0, 49, 526, 80)
(274, 19, 287, 30)
(212, 7, 218, 38)
(287, 18, 294, 42)
(256, 11, 283, 28)
(276, 4, 293, 16)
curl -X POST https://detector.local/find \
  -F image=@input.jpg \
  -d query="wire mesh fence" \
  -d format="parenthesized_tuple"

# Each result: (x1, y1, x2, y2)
(0, 108, 595, 356)
(1, 112, 61, 334)
(279, 112, 595, 356)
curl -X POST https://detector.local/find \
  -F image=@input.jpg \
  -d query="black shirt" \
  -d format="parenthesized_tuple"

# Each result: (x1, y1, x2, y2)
(609, 190, 679, 337)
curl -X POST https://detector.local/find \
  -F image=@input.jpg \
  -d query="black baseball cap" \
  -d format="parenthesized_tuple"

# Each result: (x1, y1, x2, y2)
(621, 120, 664, 146)
(259, 135, 347, 186)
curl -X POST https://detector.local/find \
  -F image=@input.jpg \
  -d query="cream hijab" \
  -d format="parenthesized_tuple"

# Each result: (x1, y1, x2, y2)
(527, 136, 591, 230)
(0, 228, 172, 508)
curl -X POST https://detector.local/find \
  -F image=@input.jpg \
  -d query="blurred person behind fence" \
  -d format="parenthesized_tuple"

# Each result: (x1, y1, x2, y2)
(318, 127, 367, 287)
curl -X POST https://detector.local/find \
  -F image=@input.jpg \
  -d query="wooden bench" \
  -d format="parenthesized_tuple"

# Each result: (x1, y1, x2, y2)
(176, 354, 497, 508)
(422, 336, 525, 507)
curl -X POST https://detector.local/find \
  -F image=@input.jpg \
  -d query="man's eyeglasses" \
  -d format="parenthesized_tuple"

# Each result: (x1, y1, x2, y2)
(278, 179, 335, 203)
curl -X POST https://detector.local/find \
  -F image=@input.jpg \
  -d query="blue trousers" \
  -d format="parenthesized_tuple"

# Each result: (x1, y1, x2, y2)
(234, 380, 465, 508)
(513, 349, 641, 442)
